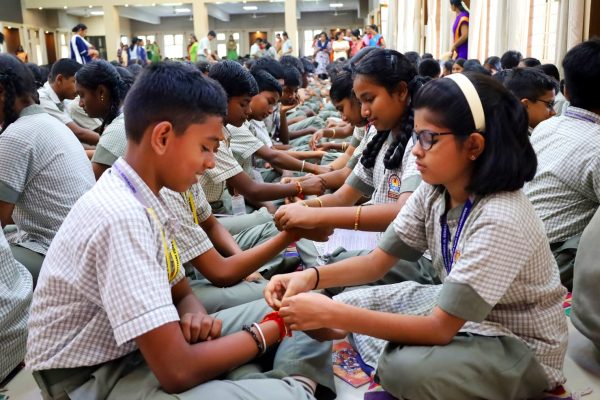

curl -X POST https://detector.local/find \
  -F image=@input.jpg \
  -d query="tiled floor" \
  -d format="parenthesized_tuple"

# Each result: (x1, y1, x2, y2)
(4, 319, 599, 400)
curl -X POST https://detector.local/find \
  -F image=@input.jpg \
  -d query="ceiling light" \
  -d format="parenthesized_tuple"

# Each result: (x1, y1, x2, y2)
(90, 10, 104, 15)
(38, 7, 43, 10)
(88, 5, 93, 8)
(243, 5, 258, 10)
(330, 3, 344, 8)
(162, 2, 182, 5)
(63, 5, 68, 8)
(124, 4, 129, 7)
(45, 30, 49, 33)
(175, 7, 190, 12)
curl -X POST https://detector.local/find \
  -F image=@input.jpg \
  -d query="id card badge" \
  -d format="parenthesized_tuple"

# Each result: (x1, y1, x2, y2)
(231, 194, 247, 215)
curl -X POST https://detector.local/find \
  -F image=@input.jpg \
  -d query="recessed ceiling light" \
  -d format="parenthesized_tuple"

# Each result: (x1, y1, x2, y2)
(175, 7, 191, 12)
(38, 7, 43, 10)
(45, 30, 49, 33)
(124, 4, 129, 7)
(90, 10, 104, 15)
(330, 3, 344, 8)
(63, 5, 68, 9)
(243, 5, 258, 10)
(88, 5, 93, 8)
(162, 2, 182, 5)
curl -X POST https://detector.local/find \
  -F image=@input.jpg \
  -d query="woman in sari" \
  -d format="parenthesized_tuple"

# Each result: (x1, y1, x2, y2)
(226, 35, 238, 60)
(450, 0, 469, 60)
(314, 32, 331, 79)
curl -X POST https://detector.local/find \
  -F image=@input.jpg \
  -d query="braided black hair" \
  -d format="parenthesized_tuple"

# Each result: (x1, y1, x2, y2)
(75, 60, 129, 130)
(355, 49, 424, 170)
(0, 54, 37, 133)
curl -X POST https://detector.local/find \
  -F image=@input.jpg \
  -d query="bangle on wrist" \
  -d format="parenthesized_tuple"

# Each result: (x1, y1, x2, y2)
(331, 128, 336, 138)
(252, 323, 268, 355)
(261, 311, 292, 341)
(315, 197, 323, 207)
(295, 181, 303, 196)
(300, 160, 306, 173)
(354, 205, 363, 231)
(242, 324, 265, 355)
(307, 266, 320, 290)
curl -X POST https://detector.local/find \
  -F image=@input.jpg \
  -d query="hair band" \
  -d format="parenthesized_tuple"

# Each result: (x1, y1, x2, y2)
(445, 73, 485, 132)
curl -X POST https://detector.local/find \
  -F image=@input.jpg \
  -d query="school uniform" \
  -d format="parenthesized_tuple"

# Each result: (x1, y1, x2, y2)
(0, 105, 95, 285)
(37, 82, 72, 125)
(70, 35, 92, 64)
(91, 113, 126, 167)
(0, 228, 32, 382)
(524, 106, 600, 290)
(229, 122, 267, 181)
(161, 183, 268, 313)
(345, 126, 371, 170)
(26, 158, 335, 400)
(336, 184, 567, 399)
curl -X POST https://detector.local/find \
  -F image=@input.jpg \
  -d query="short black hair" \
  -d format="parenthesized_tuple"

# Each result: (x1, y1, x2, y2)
(414, 72, 536, 195)
(503, 67, 558, 101)
(282, 31, 288, 38)
(404, 51, 421, 70)
(124, 62, 227, 143)
(72, 23, 87, 33)
(25, 63, 45, 88)
(443, 60, 454, 72)
(282, 65, 301, 88)
(500, 50, 522, 69)
(492, 69, 512, 85)
(0, 54, 37, 132)
(520, 57, 541, 68)
(76, 60, 131, 129)
(251, 57, 285, 80)
(49, 58, 82, 81)
(454, 58, 466, 67)
(418, 58, 441, 79)
(251, 69, 282, 95)
(208, 30, 216, 37)
(422, 53, 434, 60)
(483, 56, 501, 72)
(537, 63, 560, 82)
(208, 60, 258, 98)
(463, 60, 491, 75)
(329, 70, 354, 103)
(562, 38, 600, 110)
(280, 55, 305, 75)
(300, 57, 315, 74)
(196, 61, 211, 74)
(127, 63, 143, 78)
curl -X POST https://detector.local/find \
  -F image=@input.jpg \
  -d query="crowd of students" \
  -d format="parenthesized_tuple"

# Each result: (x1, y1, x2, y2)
(0, 32, 599, 400)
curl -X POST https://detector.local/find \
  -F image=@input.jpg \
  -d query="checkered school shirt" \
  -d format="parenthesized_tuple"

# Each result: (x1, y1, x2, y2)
(346, 131, 421, 204)
(26, 158, 186, 370)
(0, 229, 32, 381)
(198, 126, 243, 204)
(336, 184, 568, 387)
(161, 183, 213, 264)
(349, 126, 366, 148)
(229, 121, 265, 177)
(66, 96, 102, 131)
(524, 106, 600, 243)
(249, 120, 273, 148)
(38, 82, 73, 125)
(0, 105, 95, 255)
(347, 125, 376, 170)
(91, 113, 126, 167)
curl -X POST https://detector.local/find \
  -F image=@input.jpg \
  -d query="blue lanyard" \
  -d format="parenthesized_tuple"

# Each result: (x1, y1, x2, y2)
(440, 197, 474, 275)
(564, 109, 600, 125)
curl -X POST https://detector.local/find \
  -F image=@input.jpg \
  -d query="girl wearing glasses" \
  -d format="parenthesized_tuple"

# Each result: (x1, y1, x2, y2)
(265, 72, 568, 399)
(275, 48, 436, 285)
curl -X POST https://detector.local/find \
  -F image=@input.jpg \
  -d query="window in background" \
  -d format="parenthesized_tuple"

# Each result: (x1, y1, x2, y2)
(164, 34, 184, 58)
(303, 29, 317, 57)
(530, 0, 560, 62)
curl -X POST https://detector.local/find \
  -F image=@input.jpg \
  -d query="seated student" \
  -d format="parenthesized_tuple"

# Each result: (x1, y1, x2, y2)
(204, 60, 326, 216)
(229, 69, 328, 185)
(524, 39, 600, 290)
(538, 63, 570, 116)
(0, 54, 95, 286)
(571, 207, 600, 365)
(519, 56, 542, 68)
(37, 58, 100, 146)
(266, 72, 568, 400)
(82, 61, 135, 179)
(442, 60, 454, 77)
(500, 50, 522, 69)
(275, 49, 433, 284)
(0, 228, 32, 383)
(502, 67, 557, 132)
(26, 62, 335, 400)
(418, 58, 441, 79)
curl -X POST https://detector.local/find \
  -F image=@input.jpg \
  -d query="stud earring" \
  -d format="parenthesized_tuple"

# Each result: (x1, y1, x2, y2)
(470, 155, 476, 160)
(100, 95, 104, 101)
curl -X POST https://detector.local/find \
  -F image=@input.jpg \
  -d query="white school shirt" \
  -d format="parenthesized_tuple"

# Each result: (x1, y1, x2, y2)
(198, 37, 211, 56)
(250, 43, 261, 58)
(337, 184, 568, 388)
(26, 158, 186, 370)
(37, 82, 73, 125)
(129, 45, 139, 60)
(91, 113, 127, 167)
(0, 105, 95, 255)
(524, 106, 600, 243)
(282, 39, 292, 55)
(229, 122, 266, 178)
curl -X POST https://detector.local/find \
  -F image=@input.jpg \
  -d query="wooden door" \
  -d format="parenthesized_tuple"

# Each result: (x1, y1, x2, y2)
(45, 32, 57, 64)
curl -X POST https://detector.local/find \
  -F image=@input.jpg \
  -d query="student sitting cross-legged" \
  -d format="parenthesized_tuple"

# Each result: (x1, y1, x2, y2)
(0, 54, 95, 286)
(26, 62, 335, 400)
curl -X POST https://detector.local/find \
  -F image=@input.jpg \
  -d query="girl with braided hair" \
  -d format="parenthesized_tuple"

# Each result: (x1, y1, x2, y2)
(78, 60, 135, 179)
(275, 49, 435, 285)
(0, 54, 95, 284)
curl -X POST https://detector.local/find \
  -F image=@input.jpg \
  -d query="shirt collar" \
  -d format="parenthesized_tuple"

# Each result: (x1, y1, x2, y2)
(19, 104, 46, 117)
(110, 157, 178, 231)
(42, 81, 62, 104)
(564, 106, 600, 125)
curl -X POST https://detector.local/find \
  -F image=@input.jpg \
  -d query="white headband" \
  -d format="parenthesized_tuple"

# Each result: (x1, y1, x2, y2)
(445, 73, 486, 132)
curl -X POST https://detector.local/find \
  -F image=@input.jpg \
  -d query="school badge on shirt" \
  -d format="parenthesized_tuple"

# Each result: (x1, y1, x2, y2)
(387, 174, 401, 199)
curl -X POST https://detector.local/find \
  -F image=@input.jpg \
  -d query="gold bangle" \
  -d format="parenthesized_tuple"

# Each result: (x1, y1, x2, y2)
(331, 128, 336, 138)
(354, 205, 362, 231)
(296, 181, 303, 196)
(342, 142, 347, 151)
(301, 201, 308, 207)
(316, 198, 323, 207)
(300, 160, 306, 173)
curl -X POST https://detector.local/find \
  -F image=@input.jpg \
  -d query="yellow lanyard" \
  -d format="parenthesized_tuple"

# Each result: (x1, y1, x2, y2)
(183, 191, 199, 225)
(146, 207, 181, 283)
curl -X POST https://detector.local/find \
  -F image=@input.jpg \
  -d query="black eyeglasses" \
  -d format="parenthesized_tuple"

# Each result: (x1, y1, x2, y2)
(535, 98, 556, 111)
(412, 130, 455, 151)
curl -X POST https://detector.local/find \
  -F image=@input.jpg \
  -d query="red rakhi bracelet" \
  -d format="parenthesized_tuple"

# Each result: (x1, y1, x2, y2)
(261, 311, 292, 341)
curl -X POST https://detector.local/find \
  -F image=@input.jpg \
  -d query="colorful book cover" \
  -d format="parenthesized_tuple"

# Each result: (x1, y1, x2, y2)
(332, 341, 371, 388)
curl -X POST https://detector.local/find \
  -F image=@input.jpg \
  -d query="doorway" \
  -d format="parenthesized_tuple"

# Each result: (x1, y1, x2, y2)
(2, 26, 21, 54)
(45, 31, 57, 64)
